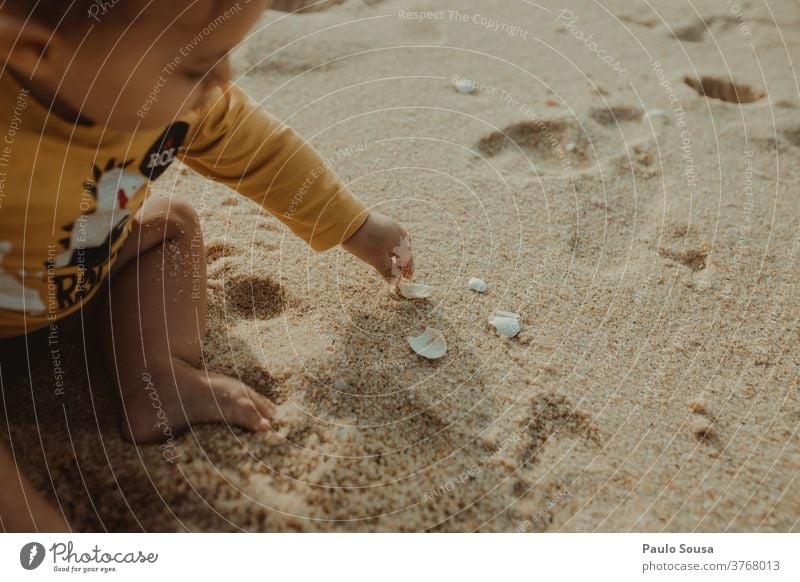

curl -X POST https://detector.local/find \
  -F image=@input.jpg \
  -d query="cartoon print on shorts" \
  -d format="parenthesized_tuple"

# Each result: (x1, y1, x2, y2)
(0, 241, 45, 314)
(54, 158, 145, 269)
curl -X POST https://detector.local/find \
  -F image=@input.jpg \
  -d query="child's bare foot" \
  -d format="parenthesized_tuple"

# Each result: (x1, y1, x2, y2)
(120, 357, 274, 444)
(98, 194, 276, 445)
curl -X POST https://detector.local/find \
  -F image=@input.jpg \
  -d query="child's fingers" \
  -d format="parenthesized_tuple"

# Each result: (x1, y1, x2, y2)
(401, 255, 414, 279)
(379, 254, 401, 284)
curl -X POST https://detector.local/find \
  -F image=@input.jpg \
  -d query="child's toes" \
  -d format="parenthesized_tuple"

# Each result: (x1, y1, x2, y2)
(240, 393, 274, 430)
(252, 393, 276, 419)
(231, 398, 270, 432)
(203, 372, 274, 432)
(238, 384, 275, 417)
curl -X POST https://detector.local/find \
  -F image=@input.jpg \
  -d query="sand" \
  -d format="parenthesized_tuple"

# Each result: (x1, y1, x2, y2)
(3, 0, 799, 531)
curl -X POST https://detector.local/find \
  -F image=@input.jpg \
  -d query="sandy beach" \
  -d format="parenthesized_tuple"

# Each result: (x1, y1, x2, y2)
(3, 0, 799, 531)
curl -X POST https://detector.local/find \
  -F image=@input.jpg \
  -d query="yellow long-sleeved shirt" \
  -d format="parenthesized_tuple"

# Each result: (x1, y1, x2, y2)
(0, 73, 368, 338)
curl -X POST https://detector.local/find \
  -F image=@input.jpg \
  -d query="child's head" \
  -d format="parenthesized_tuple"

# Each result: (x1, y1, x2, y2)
(1, 0, 269, 130)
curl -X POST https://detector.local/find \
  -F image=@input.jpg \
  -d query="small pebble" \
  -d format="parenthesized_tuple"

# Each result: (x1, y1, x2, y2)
(468, 277, 488, 293)
(564, 142, 577, 153)
(454, 78, 477, 94)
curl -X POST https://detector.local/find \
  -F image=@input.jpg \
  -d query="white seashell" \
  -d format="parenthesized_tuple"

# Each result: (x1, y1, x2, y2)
(407, 327, 447, 359)
(454, 78, 476, 94)
(468, 277, 488, 293)
(397, 281, 433, 299)
(489, 311, 521, 338)
(494, 310, 520, 320)
(564, 142, 577, 153)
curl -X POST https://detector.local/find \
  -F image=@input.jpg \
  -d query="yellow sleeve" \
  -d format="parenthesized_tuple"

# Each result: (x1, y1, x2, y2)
(178, 82, 369, 251)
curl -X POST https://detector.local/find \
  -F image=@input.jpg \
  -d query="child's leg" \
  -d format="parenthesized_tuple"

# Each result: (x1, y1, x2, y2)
(1, 334, 69, 530)
(101, 194, 274, 443)
(0, 443, 68, 532)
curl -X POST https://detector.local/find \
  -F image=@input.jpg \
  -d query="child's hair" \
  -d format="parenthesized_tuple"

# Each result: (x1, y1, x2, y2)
(5, 0, 136, 29)
(6, 0, 233, 30)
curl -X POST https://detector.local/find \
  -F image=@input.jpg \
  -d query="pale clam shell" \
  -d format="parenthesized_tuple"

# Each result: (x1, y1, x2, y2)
(494, 310, 520, 320)
(468, 277, 488, 293)
(406, 327, 447, 359)
(489, 311, 521, 338)
(397, 281, 433, 299)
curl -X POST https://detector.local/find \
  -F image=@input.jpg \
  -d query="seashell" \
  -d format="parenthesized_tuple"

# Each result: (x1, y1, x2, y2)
(494, 310, 520, 320)
(564, 142, 577, 153)
(468, 277, 488, 292)
(468, 277, 488, 293)
(397, 281, 433, 299)
(406, 327, 447, 359)
(488, 311, 521, 338)
(454, 78, 477, 94)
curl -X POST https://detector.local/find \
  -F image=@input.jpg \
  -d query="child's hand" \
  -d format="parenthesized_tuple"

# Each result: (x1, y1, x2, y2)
(342, 212, 414, 284)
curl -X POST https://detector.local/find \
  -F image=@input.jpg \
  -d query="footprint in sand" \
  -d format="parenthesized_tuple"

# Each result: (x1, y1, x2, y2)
(589, 105, 643, 126)
(518, 394, 601, 467)
(476, 118, 592, 175)
(205, 240, 240, 264)
(658, 246, 710, 272)
(672, 16, 743, 42)
(683, 75, 766, 104)
(655, 225, 712, 273)
(477, 110, 661, 178)
(507, 395, 600, 530)
(781, 127, 800, 148)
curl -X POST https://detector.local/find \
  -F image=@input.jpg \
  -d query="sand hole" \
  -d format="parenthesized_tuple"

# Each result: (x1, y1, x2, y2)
(673, 21, 707, 42)
(673, 17, 740, 42)
(206, 241, 239, 263)
(658, 247, 709, 271)
(781, 128, 800, 147)
(590, 106, 643, 126)
(222, 274, 286, 320)
(683, 75, 765, 104)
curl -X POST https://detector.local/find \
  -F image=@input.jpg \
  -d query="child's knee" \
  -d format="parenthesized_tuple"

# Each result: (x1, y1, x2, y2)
(138, 196, 201, 241)
(163, 198, 201, 239)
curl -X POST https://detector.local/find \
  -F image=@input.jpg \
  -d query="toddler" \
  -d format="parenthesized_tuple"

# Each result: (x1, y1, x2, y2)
(0, 0, 413, 530)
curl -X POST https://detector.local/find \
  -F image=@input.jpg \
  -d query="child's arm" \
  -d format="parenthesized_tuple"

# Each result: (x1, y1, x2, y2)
(178, 83, 413, 281)
(0, 443, 68, 532)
